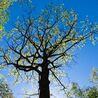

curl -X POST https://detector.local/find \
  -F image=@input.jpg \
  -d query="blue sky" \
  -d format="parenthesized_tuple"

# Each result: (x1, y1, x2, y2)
(1, 0, 98, 98)
(58, 0, 98, 87)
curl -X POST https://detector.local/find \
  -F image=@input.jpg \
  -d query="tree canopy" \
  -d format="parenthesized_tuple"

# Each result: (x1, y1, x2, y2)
(0, 0, 13, 26)
(0, 0, 14, 38)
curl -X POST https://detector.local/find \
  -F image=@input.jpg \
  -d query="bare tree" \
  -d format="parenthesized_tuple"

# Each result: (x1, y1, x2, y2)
(0, 4, 98, 98)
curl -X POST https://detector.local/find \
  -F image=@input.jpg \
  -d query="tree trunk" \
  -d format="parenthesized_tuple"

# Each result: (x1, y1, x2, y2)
(39, 58, 50, 98)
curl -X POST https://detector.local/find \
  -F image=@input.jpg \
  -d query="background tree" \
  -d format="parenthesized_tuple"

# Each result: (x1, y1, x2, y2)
(65, 82, 98, 98)
(67, 82, 83, 98)
(84, 86, 98, 98)
(0, 0, 14, 27)
(0, 0, 31, 35)
(0, 0, 14, 38)
(0, 4, 98, 98)
(0, 77, 14, 98)
(91, 68, 98, 84)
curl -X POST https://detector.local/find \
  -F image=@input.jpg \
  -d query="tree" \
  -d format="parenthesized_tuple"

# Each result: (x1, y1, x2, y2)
(0, 0, 30, 32)
(0, 4, 98, 98)
(0, 78, 14, 98)
(0, 0, 15, 39)
(66, 82, 83, 98)
(84, 87, 98, 98)
(0, 0, 14, 26)
(65, 82, 98, 98)
(91, 68, 98, 84)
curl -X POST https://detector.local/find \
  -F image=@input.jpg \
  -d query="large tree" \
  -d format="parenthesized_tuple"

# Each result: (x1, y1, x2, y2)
(0, 4, 98, 98)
